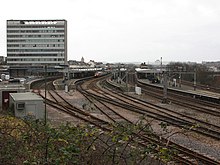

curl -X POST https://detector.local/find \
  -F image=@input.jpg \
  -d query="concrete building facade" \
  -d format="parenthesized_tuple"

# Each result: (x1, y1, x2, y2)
(7, 19, 67, 76)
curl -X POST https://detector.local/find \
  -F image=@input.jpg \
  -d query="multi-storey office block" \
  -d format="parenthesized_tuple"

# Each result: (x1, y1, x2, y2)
(7, 20, 67, 76)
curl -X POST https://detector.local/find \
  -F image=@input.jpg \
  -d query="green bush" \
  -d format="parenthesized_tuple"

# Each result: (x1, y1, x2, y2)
(0, 116, 176, 164)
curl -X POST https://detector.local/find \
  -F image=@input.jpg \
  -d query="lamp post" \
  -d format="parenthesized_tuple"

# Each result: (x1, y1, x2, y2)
(194, 69, 196, 91)
(44, 65, 47, 125)
(162, 71, 168, 104)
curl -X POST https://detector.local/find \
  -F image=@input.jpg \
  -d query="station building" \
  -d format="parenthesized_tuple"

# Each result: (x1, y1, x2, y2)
(7, 19, 67, 77)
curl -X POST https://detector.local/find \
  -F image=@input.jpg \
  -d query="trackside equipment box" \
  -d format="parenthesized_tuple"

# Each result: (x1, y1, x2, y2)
(9, 92, 45, 120)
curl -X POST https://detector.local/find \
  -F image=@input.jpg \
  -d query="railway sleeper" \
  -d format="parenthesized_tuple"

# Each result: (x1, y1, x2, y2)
(176, 154, 198, 164)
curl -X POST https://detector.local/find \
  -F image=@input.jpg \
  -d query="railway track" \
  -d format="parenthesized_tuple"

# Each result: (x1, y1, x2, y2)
(137, 81, 220, 117)
(30, 76, 57, 90)
(181, 80, 220, 93)
(33, 89, 110, 131)
(76, 76, 133, 124)
(97, 79, 220, 141)
(31, 76, 220, 164)
(75, 76, 220, 164)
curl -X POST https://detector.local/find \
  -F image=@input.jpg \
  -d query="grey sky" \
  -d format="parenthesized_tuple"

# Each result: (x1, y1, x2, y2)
(1, 0, 220, 63)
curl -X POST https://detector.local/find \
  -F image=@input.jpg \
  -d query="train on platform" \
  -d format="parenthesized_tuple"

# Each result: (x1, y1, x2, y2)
(94, 71, 108, 77)
(146, 75, 160, 84)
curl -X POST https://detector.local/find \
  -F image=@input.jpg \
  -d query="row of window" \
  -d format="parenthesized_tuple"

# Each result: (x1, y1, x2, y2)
(7, 49, 65, 52)
(7, 54, 64, 57)
(7, 34, 65, 38)
(7, 44, 65, 47)
(7, 39, 65, 42)
(8, 64, 64, 67)
(7, 58, 64, 61)
(7, 30, 65, 33)
(7, 25, 65, 29)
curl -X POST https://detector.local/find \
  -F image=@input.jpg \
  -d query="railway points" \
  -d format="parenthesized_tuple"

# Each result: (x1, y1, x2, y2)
(75, 75, 220, 164)
(1, 71, 220, 164)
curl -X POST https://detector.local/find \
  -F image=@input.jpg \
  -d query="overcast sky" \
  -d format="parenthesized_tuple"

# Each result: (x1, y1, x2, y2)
(1, 0, 220, 63)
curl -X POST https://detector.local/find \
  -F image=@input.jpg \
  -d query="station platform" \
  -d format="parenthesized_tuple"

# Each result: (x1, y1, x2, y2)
(53, 79, 77, 90)
(138, 79, 220, 101)
(53, 78, 90, 90)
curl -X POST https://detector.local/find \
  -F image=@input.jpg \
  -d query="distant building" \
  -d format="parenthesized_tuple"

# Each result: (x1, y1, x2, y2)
(202, 61, 220, 72)
(140, 62, 149, 69)
(68, 60, 79, 66)
(68, 60, 80, 68)
(88, 60, 96, 67)
(68, 59, 89, 68)
(81, 57, 84, 63)
(87, 60, 104, 68)
(7, 19, 67, 76)
(0, 56, 6, 65)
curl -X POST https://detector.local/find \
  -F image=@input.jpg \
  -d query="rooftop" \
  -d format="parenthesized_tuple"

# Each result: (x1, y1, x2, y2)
(10, 92, 43, 101)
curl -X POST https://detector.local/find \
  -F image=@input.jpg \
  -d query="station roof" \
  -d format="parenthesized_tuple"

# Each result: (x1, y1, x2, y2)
(10, 92, 43, 101)
(61, 67, 103, 73)
(135, 68, 165, 73)
(0, 83, 25, 90)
